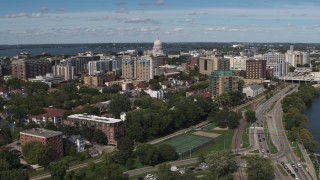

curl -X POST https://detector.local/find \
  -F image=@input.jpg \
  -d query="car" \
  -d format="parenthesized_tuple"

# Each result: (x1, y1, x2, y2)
(284, 165, 288, 169)
(146, 174, 154, 178)
(259, 139, 262, 142)
(281, 162, 285, 165)
(261, 149, 265, 153)
(287, 169, 291, 173)
(291, 173, 296, 178)
(294, 168, 298, 172)
(291, 163, 295, 168)
(266, 150, 270, 153)
(258, 134, 260, 137)
(263, 154, 268, 158)
(297, 163, 302, 168)
(261, 125, 263, 127)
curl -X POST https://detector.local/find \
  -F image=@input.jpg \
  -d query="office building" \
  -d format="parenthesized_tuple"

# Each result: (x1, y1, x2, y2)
(20, 128, 63, 160)
(285, 46, 310, 67)
(52, 63, 75, 81)
(121, 57, 153, 81)
(87, 60, 112, 75)
(64, 114, 126, 146)
(263, 52, 287, 78)
(246, 59, 267, 79)
(209, 70, 239, 98)
(199, 56, 221, 75)
(228, 56, 248, 71)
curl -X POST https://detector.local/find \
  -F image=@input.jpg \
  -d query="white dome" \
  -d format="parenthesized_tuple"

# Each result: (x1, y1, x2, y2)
(153, 38, 162, 49)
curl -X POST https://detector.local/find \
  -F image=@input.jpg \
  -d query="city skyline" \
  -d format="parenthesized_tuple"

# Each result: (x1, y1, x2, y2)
(1, 0, 320, 44)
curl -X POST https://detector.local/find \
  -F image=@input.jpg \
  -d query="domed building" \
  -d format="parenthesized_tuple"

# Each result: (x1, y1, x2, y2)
(152, 37, 164, 57)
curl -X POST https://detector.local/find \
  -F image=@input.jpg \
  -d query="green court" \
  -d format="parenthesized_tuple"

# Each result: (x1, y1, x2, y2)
(157, 133, 215, 156)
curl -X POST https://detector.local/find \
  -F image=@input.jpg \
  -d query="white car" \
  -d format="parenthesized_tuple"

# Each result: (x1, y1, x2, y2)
(146, 174, 154, 178)
(261, 149, 265, 153)
(297, 163, 302, 168)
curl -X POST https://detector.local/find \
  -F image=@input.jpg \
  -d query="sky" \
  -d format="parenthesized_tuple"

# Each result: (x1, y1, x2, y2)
(1, 0, 320, 44)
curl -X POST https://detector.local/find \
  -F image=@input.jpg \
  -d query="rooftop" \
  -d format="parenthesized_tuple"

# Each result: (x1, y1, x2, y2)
(20, 128, 62, 138)
(67, 114, 123, 124)
(32, 108, 65, 119)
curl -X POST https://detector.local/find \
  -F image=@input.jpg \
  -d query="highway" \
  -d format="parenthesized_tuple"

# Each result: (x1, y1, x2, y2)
(241, 84, 317, 180)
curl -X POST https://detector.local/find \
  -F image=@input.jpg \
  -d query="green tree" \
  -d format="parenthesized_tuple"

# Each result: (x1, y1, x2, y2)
(93, 129, 107, 145)
(289, 66, 296, 72)
(0, 159, 10, 171)
(87, 160, 96, 172)
(0, 169, 29, 180)
(0, 125, 12, 146)
(103, 84, 122, 94)
(22, 141, 49, 166)
(245, 110, 256, 123)
(205, 151, 237, 179)
(47, 160, 69, 180)
(0, 150, 20, 169)
(109, 94, 131, 118)
(246, 155, 274, 180)
(213, 110, 241, 129)
(156, 163, 178, 180)
(45, 121, 57, 131)
(158, 144, 178, 162)
(135, 143, 160, 166)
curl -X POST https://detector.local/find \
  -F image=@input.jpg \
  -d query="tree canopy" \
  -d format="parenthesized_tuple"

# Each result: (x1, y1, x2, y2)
(22, 141, 49, 166)
(246, 155, 274, 180)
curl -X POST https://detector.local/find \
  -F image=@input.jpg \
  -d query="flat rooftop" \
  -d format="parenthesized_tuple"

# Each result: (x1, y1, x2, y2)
(20, 128, 62, 138)
(67, 114, 123, 124)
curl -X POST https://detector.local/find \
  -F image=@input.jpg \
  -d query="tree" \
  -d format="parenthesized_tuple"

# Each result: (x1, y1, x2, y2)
(0, 169, 29, 180)
(45, 121, 57, 131)
(0, 159, 10, 171)
(156, 163, 178, 180)
(81, 126, 94, 141)
(158, 144, 178, 162)
(103, 84, 122, 94)
(213, 110, 241, 129)
(246, 155, 274, 180)
(109, 94, 131, 118)
(47, 160, 69, 180)
(205, 151, 237, 178)
(87, 160, 96, 172)
(289, 66, 296, 72)
(93, 129, 107, 145)
(0, 125, 12, 146)
(245, 110, 256, 123)
(22, 141, 49, 166)
(135, 143, 160, 166)
(0, 150, 20, 169)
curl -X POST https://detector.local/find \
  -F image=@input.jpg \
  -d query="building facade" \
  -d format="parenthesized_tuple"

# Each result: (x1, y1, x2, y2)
(20, 128, 64, 161)
(11, 60, 52, 80)
(64, 114, 126, 146)
(121, 57, 153, 81)
(199, 56, 220, 75)
(209, 70, 239, 98)
(228, 56, 248, 71)
(246, 59, 267, 79)
(52, 63, 75, 81)
(263, 52, 287, 78)
(242, 84, 265, 98)
(31, 108, 65, 125)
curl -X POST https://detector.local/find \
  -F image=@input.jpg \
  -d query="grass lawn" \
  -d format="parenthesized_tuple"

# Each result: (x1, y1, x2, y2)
(276, 164, 288, 177)
(289, 141, 305, 162)
(264, 122, 278, 154)
(241, 123, 251, 148)
(249, 149, 259, 153)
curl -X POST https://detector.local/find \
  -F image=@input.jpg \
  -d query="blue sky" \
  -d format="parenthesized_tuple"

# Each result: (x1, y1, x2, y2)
(1, 0, 320, 44)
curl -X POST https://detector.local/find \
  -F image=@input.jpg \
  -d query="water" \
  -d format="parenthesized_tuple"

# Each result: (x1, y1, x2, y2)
(305, 96, 320, 153)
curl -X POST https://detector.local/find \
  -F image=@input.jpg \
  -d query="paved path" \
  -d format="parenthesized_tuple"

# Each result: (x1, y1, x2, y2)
(297, 142, 318, 179)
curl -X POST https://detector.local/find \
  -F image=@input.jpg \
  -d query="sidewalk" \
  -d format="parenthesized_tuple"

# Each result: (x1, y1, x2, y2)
(297, 142, 318, 180)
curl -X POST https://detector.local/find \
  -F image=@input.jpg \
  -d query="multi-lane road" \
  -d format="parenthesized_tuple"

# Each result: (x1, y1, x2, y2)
(241, 84, 317, 180)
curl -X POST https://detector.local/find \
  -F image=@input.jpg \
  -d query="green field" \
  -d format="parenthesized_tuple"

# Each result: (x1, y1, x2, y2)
(158, 133, 214, 156)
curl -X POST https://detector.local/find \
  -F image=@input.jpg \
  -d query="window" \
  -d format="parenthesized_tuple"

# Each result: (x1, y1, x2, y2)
(204, 60, 208, 70)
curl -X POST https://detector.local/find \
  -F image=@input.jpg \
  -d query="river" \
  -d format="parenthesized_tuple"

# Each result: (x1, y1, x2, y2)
(305, 95, 320, 153)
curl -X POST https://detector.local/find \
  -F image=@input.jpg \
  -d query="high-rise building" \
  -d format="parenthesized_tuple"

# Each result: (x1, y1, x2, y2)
(199, 56, 220, 75)
(87, 60, 112, 75)
(20, 128, 63, 161)
(121, 56, 153, 81)
(209, 70, 239, 98)
(52, 63, 75, 81)
(228, 56, 247, 71)
(11, 59, 51, 80)
(285, 46, 310, 67)
(246, 59, 267, 79)
(263, 52, 287, 78)
(66, 54, 100, 75)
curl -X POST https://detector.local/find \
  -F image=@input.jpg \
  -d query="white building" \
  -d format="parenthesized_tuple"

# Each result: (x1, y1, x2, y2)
(28, 73, 65, 87)
(263, 52, 287, 78)
(285, 45, 310, 67)
(227, 56, 248, 70)
(87, 60, 112, 75)
(242, 84, 265, 98)
(68, 135, 85, 152)
(144, 89, 164, 99)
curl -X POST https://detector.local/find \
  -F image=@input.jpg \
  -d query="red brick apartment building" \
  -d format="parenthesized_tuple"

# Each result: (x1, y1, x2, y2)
(64, 114, 125, 146)
(246, 59, 267, 79)
(20, 128, 63, 160)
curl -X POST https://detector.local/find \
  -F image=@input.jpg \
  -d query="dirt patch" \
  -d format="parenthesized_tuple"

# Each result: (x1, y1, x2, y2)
(192, 131, 220, 138)
(213, 127, 229, 130)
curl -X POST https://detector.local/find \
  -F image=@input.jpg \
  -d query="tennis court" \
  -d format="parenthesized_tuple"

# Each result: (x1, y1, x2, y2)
(157, 133, 216, 156)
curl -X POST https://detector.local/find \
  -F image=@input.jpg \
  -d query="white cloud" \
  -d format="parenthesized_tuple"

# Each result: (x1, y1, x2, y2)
(155, 0, 165, 6)
(39, 7, 49, 12)
(140, 0, 166, 6)
(206, 27, 246, 32)
(125, 18, 152, 23)
(115, 9, 129, 14)
(0, 13, 44, 18)
(173, 28, 184, 32)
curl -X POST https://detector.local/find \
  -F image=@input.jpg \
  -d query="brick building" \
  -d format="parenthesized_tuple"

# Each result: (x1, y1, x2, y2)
(209, 70, 239, 98)
(246, 59, 267, 79)
(11, 59, 51, 80)
(20, 128, 63, 161)
(64, 114, 126, 146)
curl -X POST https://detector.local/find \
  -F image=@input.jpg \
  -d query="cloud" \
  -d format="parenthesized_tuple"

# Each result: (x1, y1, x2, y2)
(0, 13, 44, 18)
(125, 18, 152, 23)
(56, 8, 65, 12)
(115, 9, 129, 14)
(155, 0, 165, 6)
(140, 0, 165, 6)
(188, 12, 197, 16)
(39, 7, 49, 12)
(173, 28, 184, 32)
(206, 27, 246, 32)
(116, 2, 127, 6)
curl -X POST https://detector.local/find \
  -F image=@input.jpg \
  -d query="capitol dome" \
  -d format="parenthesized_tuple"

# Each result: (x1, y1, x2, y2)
(152, 37, 164, 56)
